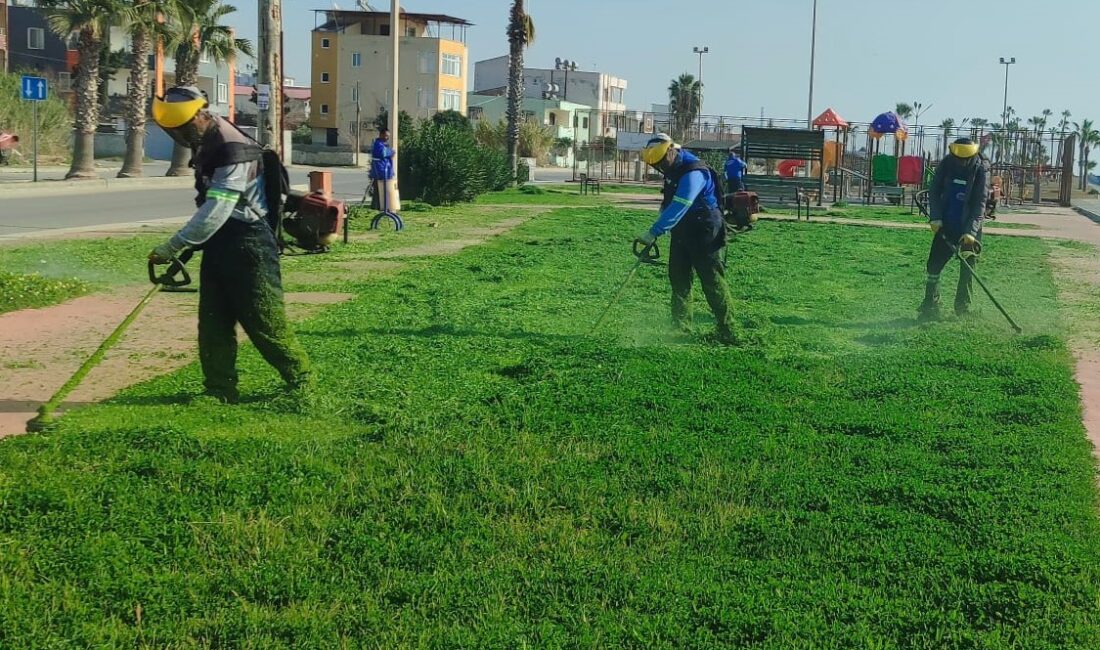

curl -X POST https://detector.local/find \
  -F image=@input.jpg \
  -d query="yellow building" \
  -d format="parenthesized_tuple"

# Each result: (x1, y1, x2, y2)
(309, 10, 471, 147)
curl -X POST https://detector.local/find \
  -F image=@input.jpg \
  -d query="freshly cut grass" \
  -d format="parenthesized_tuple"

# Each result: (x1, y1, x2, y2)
(0, 206, 1097, 647)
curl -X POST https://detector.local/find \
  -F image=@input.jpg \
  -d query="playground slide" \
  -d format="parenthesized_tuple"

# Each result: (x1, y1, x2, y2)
(777, 159, 804, 177)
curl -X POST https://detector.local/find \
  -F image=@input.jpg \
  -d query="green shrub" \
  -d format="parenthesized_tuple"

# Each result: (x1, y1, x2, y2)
(431, 110, 472, 132)
(0, 71, 73, 163)
(399, 122, 485, 205)
(476, 146, 512, 192)
(291, 124, 312, 144)
(516, 159, 530, 185)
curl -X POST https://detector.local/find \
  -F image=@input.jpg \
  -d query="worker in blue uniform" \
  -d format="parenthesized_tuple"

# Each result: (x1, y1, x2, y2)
(636, 134, 735, 344)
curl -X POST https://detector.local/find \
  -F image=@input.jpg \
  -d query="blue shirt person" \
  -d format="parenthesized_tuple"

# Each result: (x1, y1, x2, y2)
(724, 148, 747, 193)
(370, 128, 394, 181)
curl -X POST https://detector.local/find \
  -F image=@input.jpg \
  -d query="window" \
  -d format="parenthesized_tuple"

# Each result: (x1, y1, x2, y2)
(548, 113, 556, 126)
(320, 104, 330, 116)
(57, 72, 71, 92)
(321, 37, 330, 48)
(441, 53, 461, 77)
(200, 51, 209, 64)
(217, 83, 228, 104)
(417, 87, 433, 109)
(352, 52, 361, 67)
(379, 24, 390, 36)
(27, 27, 44, 50)
(351, 84, 358, 102)
(582, 117, 589, 129)
(610, 87, 624, 104)
(440, 89, 461, 111)
(417, 50, 435, 74)
(321, 72, 330, 83)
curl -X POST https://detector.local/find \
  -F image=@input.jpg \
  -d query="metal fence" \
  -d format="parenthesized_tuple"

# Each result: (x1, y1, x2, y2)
(562, 107, 1077, 204)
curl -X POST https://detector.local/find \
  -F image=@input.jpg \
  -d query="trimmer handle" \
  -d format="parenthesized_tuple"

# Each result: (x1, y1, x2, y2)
(148, 257, 192, 288)
(633, 239, 661, 264)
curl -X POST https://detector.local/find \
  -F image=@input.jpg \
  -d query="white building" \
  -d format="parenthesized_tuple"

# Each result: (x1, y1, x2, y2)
(473, 55, 627, 137)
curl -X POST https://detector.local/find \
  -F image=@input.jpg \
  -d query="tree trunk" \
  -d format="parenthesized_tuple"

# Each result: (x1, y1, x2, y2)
(67, 28, 101, 179)
(166, 47, 199, 177)
(119, 25, 151, 178)
(505, 0, 525, 183)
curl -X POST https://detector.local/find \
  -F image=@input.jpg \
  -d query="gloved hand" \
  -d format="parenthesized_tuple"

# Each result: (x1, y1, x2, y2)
(634, 231, 656, 247)
(929, 220, 942, 233)
(958, 234, 982, 258)
(148, 241, 177, 265)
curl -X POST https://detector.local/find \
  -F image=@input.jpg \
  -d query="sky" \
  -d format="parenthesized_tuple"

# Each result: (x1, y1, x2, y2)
(227, 0, 1100, 128)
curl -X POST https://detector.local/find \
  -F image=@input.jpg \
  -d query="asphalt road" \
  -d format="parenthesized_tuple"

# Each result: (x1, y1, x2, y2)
(0, 167, 372, 237)
(0, 165, 577, 238)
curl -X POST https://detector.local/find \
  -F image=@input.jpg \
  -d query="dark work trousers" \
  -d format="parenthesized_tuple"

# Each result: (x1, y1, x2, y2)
(668, 211, 733, 333)
(925, 230, 981, 311)
(198, 218, 311, 397)
(726, 178, 746, 195)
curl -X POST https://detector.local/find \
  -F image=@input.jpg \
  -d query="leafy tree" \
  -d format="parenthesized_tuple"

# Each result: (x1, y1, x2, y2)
(119, 0, 182, 177)
(894, 102, 914, 120)
(431, 109, 471, 132)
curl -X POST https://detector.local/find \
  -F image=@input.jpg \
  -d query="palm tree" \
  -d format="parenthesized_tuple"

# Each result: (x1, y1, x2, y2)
(505, 0, 535, 183)
(668, 74, 702, 141)
(1073, 120, 1099, 190)
(119, 0, 181, 177)
(1057, 110, 1071, 163)
(894, 102, 913, 121)
(970, 117, 988, 140)
(939, 118, 955, 158)
(41, 0, 117, 179)
(165, 0, 254, 176)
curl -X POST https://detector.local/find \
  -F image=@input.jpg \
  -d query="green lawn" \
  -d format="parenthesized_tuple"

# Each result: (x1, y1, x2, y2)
(789, 204, 1040, 230)
(0, 270, 88, 315)
(1, 204, 1098, 647)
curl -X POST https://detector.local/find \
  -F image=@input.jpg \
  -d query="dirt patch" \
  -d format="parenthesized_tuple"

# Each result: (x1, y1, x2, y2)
(284, 259, 403, 287)
(0, 288, 197, 437)
(369, 216, 535, 259)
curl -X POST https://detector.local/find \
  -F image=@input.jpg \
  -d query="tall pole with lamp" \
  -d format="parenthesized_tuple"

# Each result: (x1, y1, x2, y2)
(693, 46, 708, 141)
(999, 56, 1015, 163)
(806, 0, 818, 127)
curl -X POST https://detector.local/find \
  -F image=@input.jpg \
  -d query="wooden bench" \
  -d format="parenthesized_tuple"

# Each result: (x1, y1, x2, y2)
(869, 184, 906, 205)
(742, 175, 820, 220)
(579, 174, 602, 195)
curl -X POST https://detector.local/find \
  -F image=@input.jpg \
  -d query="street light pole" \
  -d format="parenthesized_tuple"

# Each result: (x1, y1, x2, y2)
(693, 46, 708, 141)
(999, 56, 1015, 131)
(806, 0, 818, 127)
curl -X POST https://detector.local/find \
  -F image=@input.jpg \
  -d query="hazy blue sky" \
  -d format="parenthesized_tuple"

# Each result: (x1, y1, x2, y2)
(230, 0, 1100, 127)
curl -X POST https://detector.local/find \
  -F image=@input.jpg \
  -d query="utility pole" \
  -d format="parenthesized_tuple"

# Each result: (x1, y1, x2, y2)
(693, 46, 708, 141)
(999, 56, 1015, 132)
(355, 80, 361, 167)
(390, 0, 399, 172)
(257, 0, 283, 156)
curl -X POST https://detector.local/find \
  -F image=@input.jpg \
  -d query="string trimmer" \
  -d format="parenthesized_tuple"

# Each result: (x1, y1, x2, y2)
(25, 257, 193, 433)
(590, 240, 663, 333)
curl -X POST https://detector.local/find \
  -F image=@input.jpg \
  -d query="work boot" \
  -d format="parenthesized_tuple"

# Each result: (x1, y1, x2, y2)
(194, 388, 239, 405)
(954, 301, 972, 318)
(917, 297, 941, 322)
(704, 325, 739, 346)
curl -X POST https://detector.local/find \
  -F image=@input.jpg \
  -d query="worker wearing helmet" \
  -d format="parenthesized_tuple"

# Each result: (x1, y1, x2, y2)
(149, 86, 311, 404)
(724, 146, 747, 194)
(920, 137, 989, 320)
(638, 134, 735, 344)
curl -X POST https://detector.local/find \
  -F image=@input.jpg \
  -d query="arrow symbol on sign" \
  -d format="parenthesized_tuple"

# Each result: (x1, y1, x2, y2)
(36, 80, 45, 99)
(23, 78, 31, 97)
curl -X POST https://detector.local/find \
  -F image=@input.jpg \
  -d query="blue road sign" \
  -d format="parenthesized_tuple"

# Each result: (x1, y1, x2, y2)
(21, 75, 48, 101)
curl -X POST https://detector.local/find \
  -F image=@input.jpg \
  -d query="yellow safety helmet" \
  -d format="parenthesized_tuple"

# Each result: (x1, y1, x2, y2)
(948, 137, 979, 159)
(152, 86, 208, 129)
(641, 133, 675, 165)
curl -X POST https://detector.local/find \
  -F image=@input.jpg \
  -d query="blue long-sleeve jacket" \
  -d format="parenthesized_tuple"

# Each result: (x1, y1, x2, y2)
(648, 151, 718, 237)
(724, 155, 747, 181)
(370, 138, 394, 180)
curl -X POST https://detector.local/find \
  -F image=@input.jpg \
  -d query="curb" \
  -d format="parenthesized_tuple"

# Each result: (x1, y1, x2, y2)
(1072, 205, 1100, 225)
(0, 215, 191, 242)
(0, 175, 193, 198)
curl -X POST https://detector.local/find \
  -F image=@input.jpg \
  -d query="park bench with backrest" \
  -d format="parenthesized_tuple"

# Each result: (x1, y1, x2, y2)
(739, 127, 826, 214)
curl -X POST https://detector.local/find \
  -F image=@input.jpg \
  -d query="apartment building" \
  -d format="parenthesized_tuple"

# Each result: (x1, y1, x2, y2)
(309, 9, 471, 147)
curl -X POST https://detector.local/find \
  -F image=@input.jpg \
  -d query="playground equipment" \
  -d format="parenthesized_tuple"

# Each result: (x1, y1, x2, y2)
(811, 109, 849, 202)
(866, 111, 909, 203)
